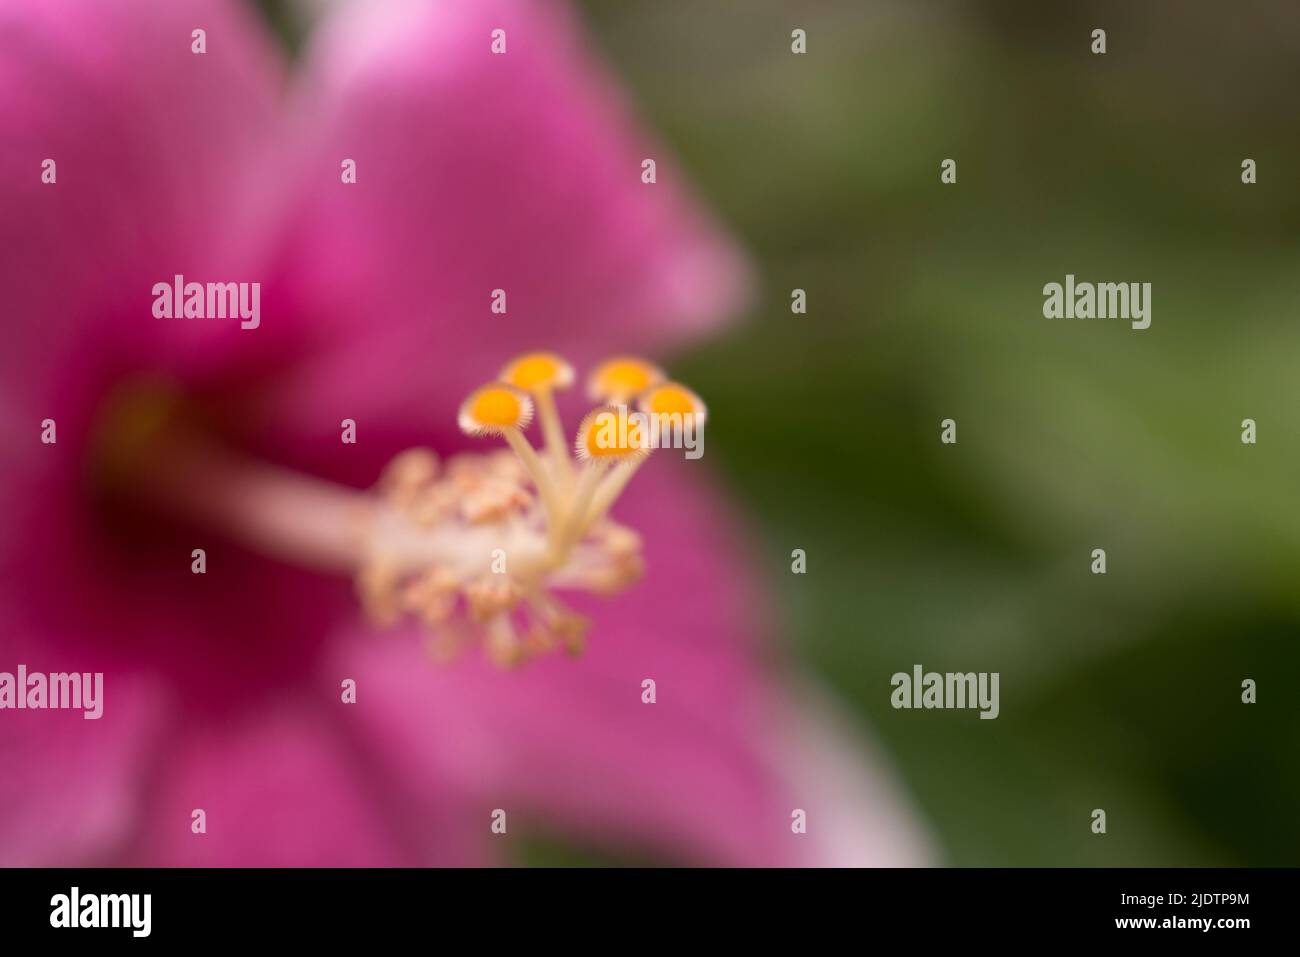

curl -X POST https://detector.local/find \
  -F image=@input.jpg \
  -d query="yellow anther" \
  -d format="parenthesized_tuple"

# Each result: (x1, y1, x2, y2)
(574, 406, 651, 461)
(501, 353, 575, 485)
(638, 382, 707, 425)
(458, 383, 534, 436)
(587, 357, 664, 403)
(500, 352, 575, 393)
(459, 382, 558, 524)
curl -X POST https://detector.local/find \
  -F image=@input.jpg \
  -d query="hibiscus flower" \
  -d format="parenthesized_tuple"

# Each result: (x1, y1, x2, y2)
(0, 0, 929, 866)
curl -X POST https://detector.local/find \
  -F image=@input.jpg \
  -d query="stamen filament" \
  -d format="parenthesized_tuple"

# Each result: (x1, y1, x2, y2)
(526, 589, 588, 654)
(533, 387, 573, 488)
(502, 428, 560, 523)
(581, 455, 650, 532)
(485, 614, 522, 667)
(554, 460, 609, 557)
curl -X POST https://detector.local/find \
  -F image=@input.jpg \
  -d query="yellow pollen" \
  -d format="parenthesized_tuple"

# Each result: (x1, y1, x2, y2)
(473, 388, 523, 426)
(640, 382, 705, 420)
(459, 384, 533, 435)
(588, 357, 664, 402)
(501, 352, 574, 392)
(575, 406, 649, 460)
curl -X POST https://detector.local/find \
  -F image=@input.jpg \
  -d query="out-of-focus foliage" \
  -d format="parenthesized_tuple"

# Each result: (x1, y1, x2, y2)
(578, 0, 1300, 865)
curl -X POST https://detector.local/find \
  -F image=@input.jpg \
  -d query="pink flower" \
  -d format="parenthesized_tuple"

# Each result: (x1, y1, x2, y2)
(0, 0, 929, 866)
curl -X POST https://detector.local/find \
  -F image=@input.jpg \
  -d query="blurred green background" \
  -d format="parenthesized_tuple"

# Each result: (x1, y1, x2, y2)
(577, 0, 1300, 866)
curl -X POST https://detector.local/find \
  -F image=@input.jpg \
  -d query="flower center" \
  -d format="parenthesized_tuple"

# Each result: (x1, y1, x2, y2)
(357, 445, 641, 666)
(360, 353, 706, 668)
(93, 356, 706, 669)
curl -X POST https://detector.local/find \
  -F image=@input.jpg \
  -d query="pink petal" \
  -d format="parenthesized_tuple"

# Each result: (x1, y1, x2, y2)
(0, 0, 334, 705)
(256, 0, 752, 439)
(129, 698, 485, 866)
(0, 621, 167, 866)
(327, 463, 929, 865)
(0, 0, 286, 432)
(763, 681, 935, 866)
